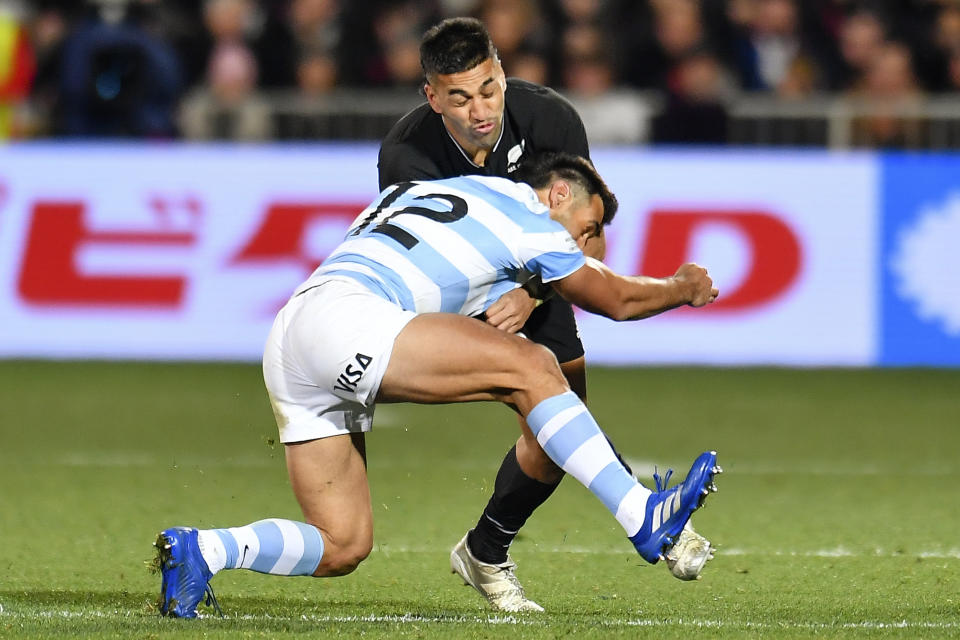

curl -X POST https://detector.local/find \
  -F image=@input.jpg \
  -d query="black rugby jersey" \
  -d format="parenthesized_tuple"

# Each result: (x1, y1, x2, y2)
(378, 78, 590, 191)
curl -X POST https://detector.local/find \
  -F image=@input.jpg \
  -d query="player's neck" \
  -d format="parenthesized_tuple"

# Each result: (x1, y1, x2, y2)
(470, 147, 491, 166)
(442, 120, 500, 167)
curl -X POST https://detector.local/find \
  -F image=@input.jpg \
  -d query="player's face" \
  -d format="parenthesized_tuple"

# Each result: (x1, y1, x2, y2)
(424, 57, 507, 155)
(556, 193, 605, 252)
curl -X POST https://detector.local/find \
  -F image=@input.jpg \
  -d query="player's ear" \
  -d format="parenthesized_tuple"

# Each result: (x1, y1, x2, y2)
(424, 81, 442, 113)
(549, 180, 571, 208)
(493, 57, 507, 89)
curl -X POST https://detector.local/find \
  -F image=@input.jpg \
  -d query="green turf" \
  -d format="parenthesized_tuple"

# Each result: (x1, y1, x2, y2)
(1, 361, 958, 638)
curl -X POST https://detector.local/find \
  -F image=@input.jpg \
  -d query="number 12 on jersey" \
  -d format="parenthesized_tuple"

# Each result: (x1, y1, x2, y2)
(350, 182, 468, 249)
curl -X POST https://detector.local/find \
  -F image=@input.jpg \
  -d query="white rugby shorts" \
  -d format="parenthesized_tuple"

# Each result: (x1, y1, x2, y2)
(262, 278, 416, 443)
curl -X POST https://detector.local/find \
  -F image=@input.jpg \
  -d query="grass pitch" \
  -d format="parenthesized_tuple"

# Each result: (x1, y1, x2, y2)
(1, 361, 958, 639)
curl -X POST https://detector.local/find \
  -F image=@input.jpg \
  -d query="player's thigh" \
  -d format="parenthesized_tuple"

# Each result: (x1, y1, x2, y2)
(378, 313, 566, 409)
(285, 433, 373, 556)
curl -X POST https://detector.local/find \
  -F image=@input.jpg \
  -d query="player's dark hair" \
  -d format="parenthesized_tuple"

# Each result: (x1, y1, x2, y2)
(420, 17, 498, 79)
(512, 152, 619, 225)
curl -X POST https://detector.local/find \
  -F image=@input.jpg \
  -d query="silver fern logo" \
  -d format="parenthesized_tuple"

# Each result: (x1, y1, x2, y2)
(890, 194, 960, 336)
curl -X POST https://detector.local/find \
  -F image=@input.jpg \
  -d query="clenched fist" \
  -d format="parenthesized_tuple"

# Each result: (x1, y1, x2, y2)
(674, 263, 719, 307)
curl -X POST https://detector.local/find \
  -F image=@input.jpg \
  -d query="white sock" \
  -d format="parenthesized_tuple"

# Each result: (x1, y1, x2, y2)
(525, 391, 651, 536)
(196, 518, 324, 576)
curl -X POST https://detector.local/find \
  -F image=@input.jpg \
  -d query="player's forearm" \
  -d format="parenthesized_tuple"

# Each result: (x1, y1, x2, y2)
(554, 259, 713, 322)
(607, 275, 695, 321)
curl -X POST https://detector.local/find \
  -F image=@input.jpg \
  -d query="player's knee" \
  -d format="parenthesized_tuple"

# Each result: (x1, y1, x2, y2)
(519, 342, 567, 389)
(317, 538, 373, 576)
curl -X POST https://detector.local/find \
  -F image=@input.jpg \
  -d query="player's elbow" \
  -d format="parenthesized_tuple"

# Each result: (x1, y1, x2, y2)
(606, 303, 633, 322)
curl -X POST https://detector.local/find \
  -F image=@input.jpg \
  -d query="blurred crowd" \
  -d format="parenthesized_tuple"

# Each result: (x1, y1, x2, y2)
(2, 0, 960, 144)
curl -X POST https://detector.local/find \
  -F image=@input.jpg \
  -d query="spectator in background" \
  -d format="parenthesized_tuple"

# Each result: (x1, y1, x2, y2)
(56, 0, 182, 137)
(653, 47, 731, 144)
(180, 40, 272, 140)
(849, 40, 925, 148)
(561, 23, 650, 144)
(837, 8, 887, 90)
(479, 0, 549, 80)
(201, 0, 259, 79)
(543, 0, 610, 86)
(653, 0, 706, 64)
(19, 3, 67, 137)
(437, 0, 479, 17)
(343, 0, 436, 87)
(372, 1, 430, 87)
(727, 0, 841, 96)
(284, 0, 342, 86)
(934, 4, 960, 57)
(617, 0, 708, 91)
(509, 44, 550, 85)
(931, 3, 960, 91)
(296, 46, 338, 96)
(947, 49, 960, 92)
(0, 1, 36, 139)
(559, 0, 604, 23)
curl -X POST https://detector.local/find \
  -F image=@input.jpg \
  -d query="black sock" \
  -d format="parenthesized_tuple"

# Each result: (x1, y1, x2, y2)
(468, 446, 562, 565)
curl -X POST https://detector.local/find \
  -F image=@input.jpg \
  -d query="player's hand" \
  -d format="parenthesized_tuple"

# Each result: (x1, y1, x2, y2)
(485, 288, 539, 333)
(674, 263, 719, 307)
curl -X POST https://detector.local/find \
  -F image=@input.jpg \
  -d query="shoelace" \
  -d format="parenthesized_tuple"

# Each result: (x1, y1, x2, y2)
(203, 584, 223, 617)
(653, 466, 674, 493)
(491, 560, 526, 595)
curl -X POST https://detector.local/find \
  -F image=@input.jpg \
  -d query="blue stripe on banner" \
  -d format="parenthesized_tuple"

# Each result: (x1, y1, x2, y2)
(589, 461, 638, 515)
(324, 252, 416, 310)
(525, 391, 583, 436)
(249, 520, 284, 574)
(542, 412, 600, 466)
(290, 522, 324, 576)
(213, 529, 239, 569)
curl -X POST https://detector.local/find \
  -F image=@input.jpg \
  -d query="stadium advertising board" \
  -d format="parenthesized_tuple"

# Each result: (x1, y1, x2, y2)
(879, 154, 960, 367)
(0, 144, 955, 366)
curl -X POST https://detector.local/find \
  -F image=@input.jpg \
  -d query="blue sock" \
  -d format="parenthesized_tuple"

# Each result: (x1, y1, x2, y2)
(197, 518, 324, 576)
(526, 391, 651, 537)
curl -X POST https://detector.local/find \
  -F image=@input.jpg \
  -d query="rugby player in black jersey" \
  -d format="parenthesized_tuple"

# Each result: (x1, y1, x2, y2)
(378, 17, 713, 612)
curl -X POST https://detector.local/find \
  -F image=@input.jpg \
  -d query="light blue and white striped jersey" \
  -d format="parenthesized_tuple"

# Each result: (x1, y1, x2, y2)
(295, 175, 585, 316)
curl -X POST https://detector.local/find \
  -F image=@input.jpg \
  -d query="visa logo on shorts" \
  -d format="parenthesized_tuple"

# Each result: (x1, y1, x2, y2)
(333, 353, 373, 394)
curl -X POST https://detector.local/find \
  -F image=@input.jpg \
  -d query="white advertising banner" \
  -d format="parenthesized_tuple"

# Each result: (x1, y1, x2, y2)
(587, 150, 878, 365)
(0, 144, 878, 365)
(0, 144, 379, 360)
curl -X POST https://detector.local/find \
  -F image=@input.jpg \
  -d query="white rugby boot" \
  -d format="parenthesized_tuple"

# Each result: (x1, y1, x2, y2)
(450, 531, 544, 613)
(664, 522, 715, 580)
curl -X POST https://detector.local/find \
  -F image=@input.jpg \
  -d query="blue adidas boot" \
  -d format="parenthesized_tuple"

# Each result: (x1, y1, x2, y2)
(630, 451, 721, 563)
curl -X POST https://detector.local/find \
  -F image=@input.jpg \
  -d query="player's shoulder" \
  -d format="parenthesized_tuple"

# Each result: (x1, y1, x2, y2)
(444, 175, 549, 220)
(504, 78, 585, 150)
(505, 78, 581, 119)
(379, 103, 445, 188)
(381, 101, 439, 146)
